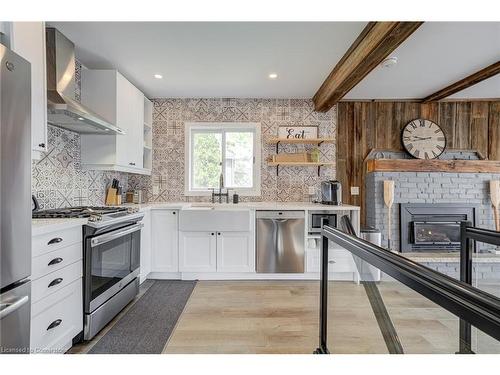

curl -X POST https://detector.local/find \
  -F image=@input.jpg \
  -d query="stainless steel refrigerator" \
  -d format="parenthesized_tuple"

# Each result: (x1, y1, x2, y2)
(0, 43, 32, 353)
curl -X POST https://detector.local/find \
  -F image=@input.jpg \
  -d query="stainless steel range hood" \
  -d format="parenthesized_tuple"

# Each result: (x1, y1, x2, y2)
(46, 28, 125, 135)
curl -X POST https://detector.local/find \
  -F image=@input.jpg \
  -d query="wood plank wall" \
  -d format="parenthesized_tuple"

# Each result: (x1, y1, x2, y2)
(336, 101, 500, 224)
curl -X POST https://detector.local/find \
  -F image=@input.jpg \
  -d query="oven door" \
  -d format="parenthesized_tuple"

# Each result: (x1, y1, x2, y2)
(84, 222, 142, 313)
(309, 213, 337, 233)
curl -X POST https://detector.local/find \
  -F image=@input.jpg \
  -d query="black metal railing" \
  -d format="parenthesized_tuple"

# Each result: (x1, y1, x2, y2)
(459, 221, 500, 353)
(315, 219, 500, 354)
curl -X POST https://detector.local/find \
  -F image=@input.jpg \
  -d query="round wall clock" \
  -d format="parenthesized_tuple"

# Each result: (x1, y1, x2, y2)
(401, 119, 446, 159)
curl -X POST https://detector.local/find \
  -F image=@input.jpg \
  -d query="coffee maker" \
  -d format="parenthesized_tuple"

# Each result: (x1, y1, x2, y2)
(321, 180, 342, 205)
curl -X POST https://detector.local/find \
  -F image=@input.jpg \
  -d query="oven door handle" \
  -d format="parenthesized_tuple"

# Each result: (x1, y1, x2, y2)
(90, 223, 144, 248)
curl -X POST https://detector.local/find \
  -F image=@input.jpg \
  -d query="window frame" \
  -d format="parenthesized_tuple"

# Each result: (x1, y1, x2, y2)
(184, 122, 261, 197)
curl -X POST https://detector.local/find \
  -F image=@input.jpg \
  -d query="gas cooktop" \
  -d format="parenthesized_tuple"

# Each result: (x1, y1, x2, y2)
(32, 206, 131, 219)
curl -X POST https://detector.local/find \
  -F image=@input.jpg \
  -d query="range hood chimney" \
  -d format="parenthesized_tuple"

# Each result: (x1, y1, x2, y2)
(46, 28, 124, 135)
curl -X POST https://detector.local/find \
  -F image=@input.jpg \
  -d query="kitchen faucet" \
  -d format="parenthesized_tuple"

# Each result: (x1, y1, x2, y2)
(212, 172, 229, 203)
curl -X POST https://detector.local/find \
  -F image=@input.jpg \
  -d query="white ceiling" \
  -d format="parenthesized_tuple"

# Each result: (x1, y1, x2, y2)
(49, 22, 500, 100)
(48, 22, 367, 99)
(344, 22, 500, 100)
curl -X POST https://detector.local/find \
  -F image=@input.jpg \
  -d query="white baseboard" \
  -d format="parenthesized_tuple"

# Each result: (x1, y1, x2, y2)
(146, 271, 357, 281)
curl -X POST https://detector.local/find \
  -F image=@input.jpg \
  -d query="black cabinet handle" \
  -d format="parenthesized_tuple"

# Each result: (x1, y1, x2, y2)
(48, 257, 63, 266)
(48, 278, 63, 288)
(38, 142, 46, 148)
(48, 237, 63, 245)
(217, 232, 221, 235)
(211, 233, 214, 236)
(129, 162, 136, 166)
(47, 319, 62, 330)
(172, 212, 176, 215)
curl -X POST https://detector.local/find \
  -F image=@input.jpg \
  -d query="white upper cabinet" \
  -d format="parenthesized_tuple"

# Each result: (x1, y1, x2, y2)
(80, 69, 149, 175)
(3, 22, 48, 158)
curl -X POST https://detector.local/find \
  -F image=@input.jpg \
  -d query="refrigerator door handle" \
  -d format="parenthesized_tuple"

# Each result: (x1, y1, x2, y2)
(0, 295, 29, 320)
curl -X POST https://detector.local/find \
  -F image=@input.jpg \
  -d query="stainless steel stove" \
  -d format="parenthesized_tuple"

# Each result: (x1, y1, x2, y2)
(33, 205, 144, 341)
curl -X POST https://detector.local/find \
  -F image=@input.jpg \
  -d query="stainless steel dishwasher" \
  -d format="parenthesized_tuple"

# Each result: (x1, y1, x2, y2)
(256, 210, 305, 273)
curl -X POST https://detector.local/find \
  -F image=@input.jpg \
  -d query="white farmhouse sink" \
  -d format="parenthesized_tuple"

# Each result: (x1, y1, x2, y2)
(179, 207, 251, 231)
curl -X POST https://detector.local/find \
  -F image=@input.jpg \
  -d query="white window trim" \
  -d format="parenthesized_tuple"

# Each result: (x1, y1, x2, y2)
(184, 122, 261, 197)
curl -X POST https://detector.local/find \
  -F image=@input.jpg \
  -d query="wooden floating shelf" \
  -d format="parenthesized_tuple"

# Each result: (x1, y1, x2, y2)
(268, 162, 334, 167)
(267, 138, 335, 145)
(366, 159, 500, 173)
(267, 161, 334, 176)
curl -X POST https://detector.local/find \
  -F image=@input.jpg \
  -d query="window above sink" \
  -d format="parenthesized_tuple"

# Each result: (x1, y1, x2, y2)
(184, 122, 261, 196)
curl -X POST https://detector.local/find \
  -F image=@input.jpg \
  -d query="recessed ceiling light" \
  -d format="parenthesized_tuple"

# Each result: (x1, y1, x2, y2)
(268, 73, 278, 79)
(154, 74, 163, 79)
(77, 117, 84, 121)
(380, 57, 398, 68)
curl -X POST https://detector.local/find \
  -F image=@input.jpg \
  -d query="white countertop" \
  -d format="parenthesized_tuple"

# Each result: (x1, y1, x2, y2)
(32, 202, 359, 235)
(131, 201, 359, 211)
(32, 218, 88, 236)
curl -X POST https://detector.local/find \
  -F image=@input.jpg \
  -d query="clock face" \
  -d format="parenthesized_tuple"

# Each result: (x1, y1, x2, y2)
(402, 119, 446, 159)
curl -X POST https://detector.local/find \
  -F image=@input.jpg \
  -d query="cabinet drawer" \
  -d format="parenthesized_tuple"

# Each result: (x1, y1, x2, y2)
(31, 260, 82, 303)
(329, 256, 356, 273)
(32, 242, 82, 280)
(31, 279, 82, 353)
(32, 226, 82, 257)
(305, 249, 357, 273)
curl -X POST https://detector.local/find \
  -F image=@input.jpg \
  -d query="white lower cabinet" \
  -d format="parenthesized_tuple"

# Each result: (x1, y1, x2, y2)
(31, 225, 83, 353)
(151, 210, 179, 273)
(179, 231, 254, 273)
(179, 232, 217, 272)
(140, 210, 151, 283)
(305, 239, 358, 280)
(30, 279, 82, 353)
(216, 232, 254, 272)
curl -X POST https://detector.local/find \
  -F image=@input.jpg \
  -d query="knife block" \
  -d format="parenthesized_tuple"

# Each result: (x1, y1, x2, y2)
(105, 188, 118, 206)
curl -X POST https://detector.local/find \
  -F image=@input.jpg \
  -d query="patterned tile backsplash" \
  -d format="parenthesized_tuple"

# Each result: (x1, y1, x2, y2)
(32, 126, 125, 209)
(147, 98, 337, 203)
(32, 98, 337, 208)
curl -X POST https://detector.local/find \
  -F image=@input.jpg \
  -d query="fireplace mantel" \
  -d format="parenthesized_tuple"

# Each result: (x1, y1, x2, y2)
(366, 159, 500, 173)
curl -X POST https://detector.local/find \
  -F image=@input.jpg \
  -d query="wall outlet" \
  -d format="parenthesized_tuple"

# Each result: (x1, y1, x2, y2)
(351, 186, 360, 196)
(152, 185, 160, 195)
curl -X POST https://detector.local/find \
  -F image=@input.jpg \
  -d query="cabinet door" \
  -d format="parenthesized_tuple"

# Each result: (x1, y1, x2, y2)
(139, 210, 151, 282)
(133, 86, 144, 168)
(216, 232, 255, 272)
(151, 210, 179, 273)
(115, 73, 135, 168)
(9, 22, 47, 156)
(179, 232, 217, 272)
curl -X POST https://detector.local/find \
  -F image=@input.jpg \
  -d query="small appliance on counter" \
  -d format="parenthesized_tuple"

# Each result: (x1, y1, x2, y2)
(126, 190, 144, 204)
(321, 180, 342, 205)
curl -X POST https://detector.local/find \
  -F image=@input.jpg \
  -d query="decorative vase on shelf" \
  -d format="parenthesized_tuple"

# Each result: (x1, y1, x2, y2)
(310, 148, 320, 163)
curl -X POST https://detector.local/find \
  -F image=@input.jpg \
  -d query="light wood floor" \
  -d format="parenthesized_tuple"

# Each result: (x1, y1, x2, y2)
(69, 279, 500, 354)
(164, 280, 500, 354)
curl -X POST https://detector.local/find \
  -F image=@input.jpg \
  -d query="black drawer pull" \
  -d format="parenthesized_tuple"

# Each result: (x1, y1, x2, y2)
(47, 319, 62, 330)
(48, 278, 63, 288)
(48, 257, 63, 266)
(48, 237, 63, 245)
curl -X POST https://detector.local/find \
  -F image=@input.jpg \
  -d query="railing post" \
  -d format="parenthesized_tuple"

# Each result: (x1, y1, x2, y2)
(459, 221, 473, 354)
(315, 218, 330, 354)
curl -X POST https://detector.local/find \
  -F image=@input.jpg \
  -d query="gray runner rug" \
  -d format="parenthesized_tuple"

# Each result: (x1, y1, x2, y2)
(88, 280, 196, 354)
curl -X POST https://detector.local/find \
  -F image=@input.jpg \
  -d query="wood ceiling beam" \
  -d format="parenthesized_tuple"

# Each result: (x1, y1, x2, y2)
(421, 61, 500, 102)
(312, 22, 423, 112)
